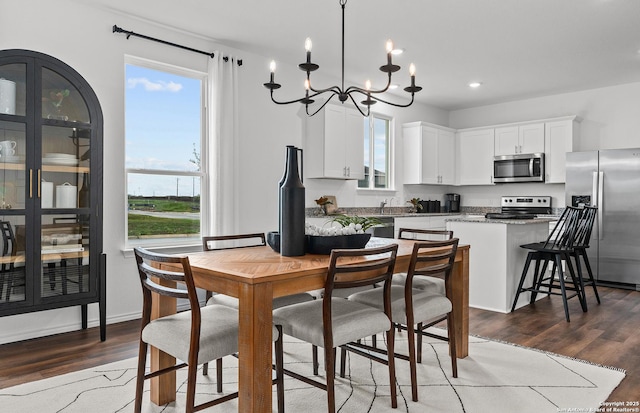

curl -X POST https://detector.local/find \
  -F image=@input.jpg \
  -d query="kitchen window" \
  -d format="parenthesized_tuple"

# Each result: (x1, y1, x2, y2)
(358, 113, 392, 189)
(124, 58, 207, 248)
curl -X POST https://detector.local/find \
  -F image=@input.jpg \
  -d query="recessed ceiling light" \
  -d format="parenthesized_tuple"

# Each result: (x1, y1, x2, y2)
(391, 48, 404, 55)
(389, 84, 399, 90)
(468, 82, 482, 88)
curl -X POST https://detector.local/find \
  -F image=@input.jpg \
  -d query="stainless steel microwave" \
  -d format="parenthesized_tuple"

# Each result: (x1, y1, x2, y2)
(493, 153, 545, 183)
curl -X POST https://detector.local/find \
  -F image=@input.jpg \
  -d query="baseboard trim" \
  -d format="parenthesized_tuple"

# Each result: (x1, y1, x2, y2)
(0, 301, 197, 345)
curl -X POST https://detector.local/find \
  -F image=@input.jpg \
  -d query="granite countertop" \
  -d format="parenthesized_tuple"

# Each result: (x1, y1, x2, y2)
(362, 212, 461, 218)
(307, 212, 462, 219)
(445, 215, 555, 225)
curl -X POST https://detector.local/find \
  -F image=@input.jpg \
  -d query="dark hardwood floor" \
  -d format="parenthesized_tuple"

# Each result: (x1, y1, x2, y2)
(1, 286, 638, 402)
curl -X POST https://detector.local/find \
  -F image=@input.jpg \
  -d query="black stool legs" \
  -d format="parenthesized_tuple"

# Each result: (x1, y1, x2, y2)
(511, 250, 587, 322)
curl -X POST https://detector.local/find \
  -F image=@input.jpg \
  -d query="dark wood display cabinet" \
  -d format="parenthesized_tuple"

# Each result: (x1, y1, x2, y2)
(0, 50, 105, 341)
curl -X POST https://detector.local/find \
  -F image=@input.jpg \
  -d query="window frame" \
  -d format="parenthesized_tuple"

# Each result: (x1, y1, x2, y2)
(124, 56, 208, 249)
(358, 112, 394, 190)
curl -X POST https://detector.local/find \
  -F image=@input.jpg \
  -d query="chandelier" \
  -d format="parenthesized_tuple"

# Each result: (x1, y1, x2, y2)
(263, 0, 422, 117)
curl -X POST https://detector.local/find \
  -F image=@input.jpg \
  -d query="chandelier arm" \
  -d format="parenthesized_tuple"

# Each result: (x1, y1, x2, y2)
(308, 84, 343, 95)
(270, 90, 319, 106)
(366, 93, 416, 108)
(306, 94, 337, 116)
(346, 93, 371, 117)
(345, 73, 393, 95)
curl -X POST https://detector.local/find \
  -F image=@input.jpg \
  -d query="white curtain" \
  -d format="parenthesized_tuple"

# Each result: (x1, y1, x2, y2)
(207, 53, 240, 236)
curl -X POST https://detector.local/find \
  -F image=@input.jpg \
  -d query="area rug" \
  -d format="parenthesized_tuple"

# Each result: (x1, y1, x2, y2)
(0, 332, 625, 413)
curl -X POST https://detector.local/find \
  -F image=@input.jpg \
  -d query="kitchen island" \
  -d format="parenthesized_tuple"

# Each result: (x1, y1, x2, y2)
(446, 215, 552, 313)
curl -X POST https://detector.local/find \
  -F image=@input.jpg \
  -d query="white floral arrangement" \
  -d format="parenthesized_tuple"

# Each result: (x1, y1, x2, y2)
(305, 215, 381, 236)
(305, 222, 365, 236)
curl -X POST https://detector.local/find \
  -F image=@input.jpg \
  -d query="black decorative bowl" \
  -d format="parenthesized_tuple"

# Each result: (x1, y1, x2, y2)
(305, 233, 372, 255)
(266, 231, 280, 253)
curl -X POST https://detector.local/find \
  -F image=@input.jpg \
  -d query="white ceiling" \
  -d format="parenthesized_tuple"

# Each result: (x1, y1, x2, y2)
(87, 0, 640, 110)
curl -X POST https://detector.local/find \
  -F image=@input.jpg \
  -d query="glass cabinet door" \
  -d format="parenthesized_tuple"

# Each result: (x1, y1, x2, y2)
(39, 67, 92, 300)
(0, 61, 29, 305)
(40, 213, 91, 298)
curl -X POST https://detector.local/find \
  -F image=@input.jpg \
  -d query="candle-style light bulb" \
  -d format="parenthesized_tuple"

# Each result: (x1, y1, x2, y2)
(269, 60, 276, 83)
(386, 39, 394, 65)
(305, 37, 313, 64)
(365, 80, 371, 91)
(304, 79, 310, 90)
(409, 63, 416, 88)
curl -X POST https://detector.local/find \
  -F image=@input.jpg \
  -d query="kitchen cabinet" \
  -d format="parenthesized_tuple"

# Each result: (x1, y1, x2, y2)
(304, 104, 364, 179)
(0, 50, 105, 340)
(394, 215, 448, 238)
(402, 122, 455, 185)
(544, 117, 578, 183)
(494, 123, 544, 156)
(456, 128, 494, 185)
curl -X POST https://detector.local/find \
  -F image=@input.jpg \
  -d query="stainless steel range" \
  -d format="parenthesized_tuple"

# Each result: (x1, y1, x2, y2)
(485, 196, 552, 219)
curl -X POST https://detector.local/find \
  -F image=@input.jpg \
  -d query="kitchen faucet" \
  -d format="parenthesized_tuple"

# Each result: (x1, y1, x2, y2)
(379, 199, 387, 214)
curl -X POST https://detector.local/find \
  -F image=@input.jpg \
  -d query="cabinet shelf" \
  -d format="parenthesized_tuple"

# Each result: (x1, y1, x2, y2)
(0, 163, 90, 173)
(43, 165, 89, 173)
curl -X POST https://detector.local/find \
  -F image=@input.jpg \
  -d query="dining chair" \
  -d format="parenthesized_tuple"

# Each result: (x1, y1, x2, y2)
(390, 228, 455, 358)
(201, 233, 317, 386)
(348, 238, 459, 402)
(133, 247, 284, 413)
(392, 228, 454, 295)
(273, 244, 399, 413)
(511, 206, 596, 322)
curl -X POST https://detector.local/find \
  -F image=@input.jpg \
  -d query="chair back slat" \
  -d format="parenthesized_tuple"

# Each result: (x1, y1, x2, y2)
(545, 206, 583, 249)
(203, 233, 266, 251)
(406, 239, 459, 285)
(142, 278, 190, 299)
(134, 247, 200, 309)
(326, 244, 398, 291)
(573, 206, 597, 248)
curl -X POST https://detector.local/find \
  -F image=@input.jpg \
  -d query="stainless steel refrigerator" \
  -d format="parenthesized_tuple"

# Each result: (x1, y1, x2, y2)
(565, 149, 640, 289)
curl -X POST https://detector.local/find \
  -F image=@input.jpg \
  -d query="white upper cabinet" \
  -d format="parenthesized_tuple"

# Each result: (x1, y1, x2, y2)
(494, 122, 545, 156)
(544, 117, 578, 183)
(304, 104, 365, 179)
(403, 122, 455, 185)
(457, 128, 495, 185)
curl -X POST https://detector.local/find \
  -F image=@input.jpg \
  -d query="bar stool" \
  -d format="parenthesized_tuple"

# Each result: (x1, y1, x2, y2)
(511, 206, 592, 322)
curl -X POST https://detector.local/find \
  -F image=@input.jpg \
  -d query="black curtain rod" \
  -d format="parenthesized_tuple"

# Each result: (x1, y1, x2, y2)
(112, 25, 242, 66)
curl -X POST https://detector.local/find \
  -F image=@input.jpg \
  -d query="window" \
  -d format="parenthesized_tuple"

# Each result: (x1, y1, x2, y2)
(358, 114, 391, 189)
(125, 59, 206, 247)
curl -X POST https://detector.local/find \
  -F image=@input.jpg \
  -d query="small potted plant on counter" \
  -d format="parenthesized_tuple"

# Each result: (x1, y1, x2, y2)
(314, 196, 333, 215)
(407, 197, 423, 213)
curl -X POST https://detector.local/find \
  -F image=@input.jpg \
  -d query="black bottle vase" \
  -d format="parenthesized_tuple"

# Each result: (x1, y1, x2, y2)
(279, 145, 305, 256)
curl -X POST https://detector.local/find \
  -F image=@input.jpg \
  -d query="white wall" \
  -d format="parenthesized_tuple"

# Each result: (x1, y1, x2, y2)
(449, 82, 640, 152)
(0, 0, 446, 343)
(447, 82, 640, 209)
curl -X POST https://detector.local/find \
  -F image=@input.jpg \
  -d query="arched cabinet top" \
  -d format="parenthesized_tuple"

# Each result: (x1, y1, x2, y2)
(0, 49, 103, 129)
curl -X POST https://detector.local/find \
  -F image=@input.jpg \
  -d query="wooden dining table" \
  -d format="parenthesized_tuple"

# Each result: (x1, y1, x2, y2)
(150, 237, 470, 413)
